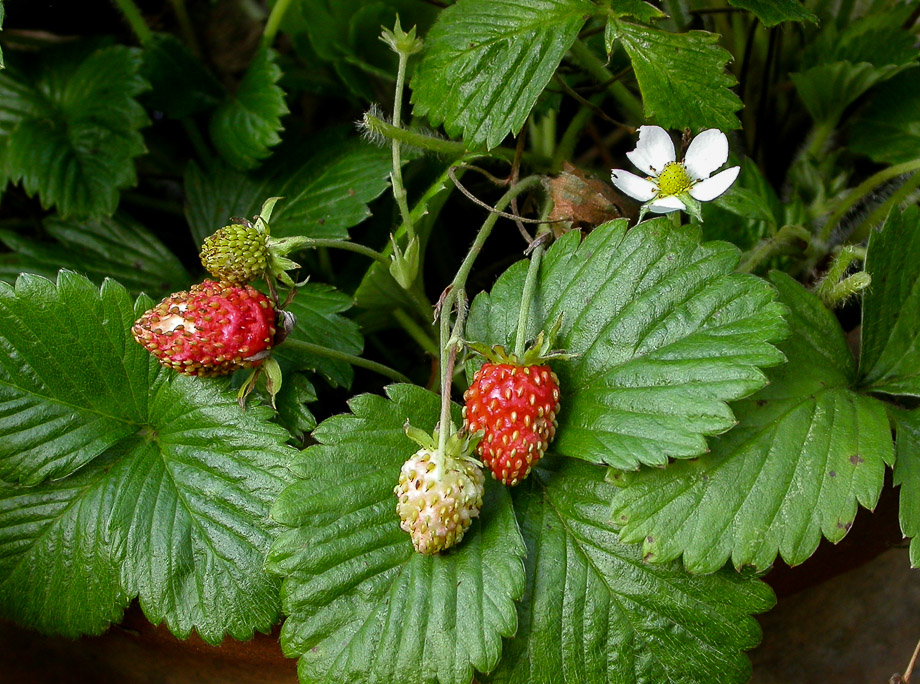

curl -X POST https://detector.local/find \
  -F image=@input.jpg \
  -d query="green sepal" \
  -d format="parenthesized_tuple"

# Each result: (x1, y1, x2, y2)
(466, 315, 571, 367)
(380, 17, 424, 56)
(403, 421, 484, 464)
(262, 356, 284, 408)
(679, 193, 704, 222)
(256, 196, 283, 228)
(388, 235, 420, 290)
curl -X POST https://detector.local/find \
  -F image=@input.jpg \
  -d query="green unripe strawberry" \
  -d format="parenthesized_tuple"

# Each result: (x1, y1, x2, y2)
(200, 223, 269, 284)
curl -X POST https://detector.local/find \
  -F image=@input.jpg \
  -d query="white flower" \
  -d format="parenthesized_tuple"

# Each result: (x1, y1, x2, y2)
(610, 125, 740, 222)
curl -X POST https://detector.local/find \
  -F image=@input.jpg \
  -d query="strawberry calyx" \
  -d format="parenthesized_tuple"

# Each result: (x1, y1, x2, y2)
(465, 315, 572, 368)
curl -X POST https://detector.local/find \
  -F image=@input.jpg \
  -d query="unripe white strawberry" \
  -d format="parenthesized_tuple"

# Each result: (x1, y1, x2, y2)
(394, 428, 485, 555)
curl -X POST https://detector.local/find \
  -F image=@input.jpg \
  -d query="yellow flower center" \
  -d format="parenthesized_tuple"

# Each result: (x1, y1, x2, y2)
(656, 162, 692, 196)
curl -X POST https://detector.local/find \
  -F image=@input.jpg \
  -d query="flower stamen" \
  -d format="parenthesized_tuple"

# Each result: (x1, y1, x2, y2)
(656, 162, 692, 197)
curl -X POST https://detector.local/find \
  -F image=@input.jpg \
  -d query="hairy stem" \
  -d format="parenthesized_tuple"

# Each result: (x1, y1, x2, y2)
(111, 0, 153, 44)
(737, 224, 811, 274)
(850, 169, 920, 244)
(819, 159, 920, 245)
(282, 339, 411, 384)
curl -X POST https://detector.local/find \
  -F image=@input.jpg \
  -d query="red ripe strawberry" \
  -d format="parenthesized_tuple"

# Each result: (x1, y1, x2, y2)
(463, 361, 560, 486)
(132, 280, 276, 377)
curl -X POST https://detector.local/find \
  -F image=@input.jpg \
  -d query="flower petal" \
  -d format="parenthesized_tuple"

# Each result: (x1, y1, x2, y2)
(626, 125, 675, 175)
(611, 169, 657, 202)
(689, 166, 740, 201)
(683, 129, 729, 181)
(648, 196, 685, 213)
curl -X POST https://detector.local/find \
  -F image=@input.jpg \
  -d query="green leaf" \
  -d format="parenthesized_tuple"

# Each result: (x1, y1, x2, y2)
(608, 0, 664, 21)
(727, 0, 816, 27)
(210, 47, 288, 170)
(0, 272, 295, 641)
(0, 214, 189, 296)
(411, 0, 596, 149)
(184, 137, 392, 246)
(850, 70, 920, 165)
(791, 61, 914, 124)
(892, 408, 920, 567)
(274, 372, 318, 440)
(488, 457, 773, 684)
(611, 273, 895, 573)
(859, 206, 920, 396)
(466, 219, 788, 470)
(141, 33, 223, 119)
(275, 283, 364, 388)
(0, 450, 131, 637)
(0, 45, 149, 218)
(608, 19, 742, 131)
(267, 384, 525, 684)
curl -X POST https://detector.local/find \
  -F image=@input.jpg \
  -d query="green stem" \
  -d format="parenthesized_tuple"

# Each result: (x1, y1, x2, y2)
(451, 176, 543, 295)
(552, 100, 596, 171)
(364, 112, 470, 156)
(297, 238, 390, 266)
(663, 0, 689, 31)
(850, 170, 920, 244)
(168, 0, 202, 57)
(437, 291, 456, 456)
(435, 175, 544, 456)
(514, 244, 544, 357)
(391, 51, 415, 240)
(805, 120, 836, 158)
(262, 0, 295, 45)
(393, 307, 440, 357)
(111, 0, 153, 44)
(282, 339, 411, 384)
(182, 118, 214, 168)
(568, 39, 644, 122)
(737, 224, 811, 274)
(363, 112, 547, 166)
(819, 159, 920, 245)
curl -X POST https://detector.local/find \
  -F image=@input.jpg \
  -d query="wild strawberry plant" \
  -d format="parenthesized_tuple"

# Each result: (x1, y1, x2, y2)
(0, 0, 918, 682)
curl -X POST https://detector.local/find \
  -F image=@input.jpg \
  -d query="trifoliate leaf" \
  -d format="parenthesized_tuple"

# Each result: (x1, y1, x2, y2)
(141, 33, 223, 119)
(892, 408, 920, 567)
(611, 273, 895, 573)
(0, 272, 296, 641)
(0, 450, 131, 637)
(487, 457, 773, 684)
(859, 206, 920, 397)
(267, 384, 525, 684)
(275, 283, 364, 388)
(465, 219, 788, 470)
(411, 0, 596, 149)
(850, 70, 920, 165)
(210, 47, 288, 170)
(0, 214, 189, 296)
(607, 19, 742, 131)
(727, 0, 816, 27)
(0, 45, 149, 218)
(184, 136, 391, 246)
